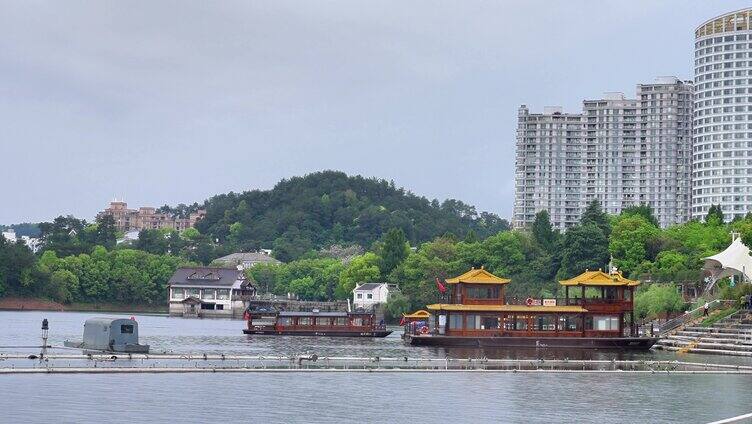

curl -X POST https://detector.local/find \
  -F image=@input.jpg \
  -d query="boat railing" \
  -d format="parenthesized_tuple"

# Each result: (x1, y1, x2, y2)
(504, 297, 630, 306)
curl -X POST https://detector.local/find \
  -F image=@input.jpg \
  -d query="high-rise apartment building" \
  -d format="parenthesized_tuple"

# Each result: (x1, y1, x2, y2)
(514, 78, 693, 230)
(692, 9, 752, 221)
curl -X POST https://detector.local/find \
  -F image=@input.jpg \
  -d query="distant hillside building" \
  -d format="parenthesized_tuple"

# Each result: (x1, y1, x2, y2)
(514, 77, 693, 230)
(213, 251, 282, 269)
(167, 267, 256, 318)
(97, 201, 205, 233)
(353, 283, 399, 310)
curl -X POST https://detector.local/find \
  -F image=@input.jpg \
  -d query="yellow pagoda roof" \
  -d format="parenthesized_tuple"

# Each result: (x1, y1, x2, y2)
(426, 304, 587, 314)
(558, 270, 639, 287)
(403, 310, 431, 319)
(445, 267, 510, 285)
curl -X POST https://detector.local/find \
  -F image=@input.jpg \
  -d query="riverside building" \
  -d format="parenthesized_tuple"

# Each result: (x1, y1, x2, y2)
(692, 9, 752, 221)
(514, 77, 693, 230)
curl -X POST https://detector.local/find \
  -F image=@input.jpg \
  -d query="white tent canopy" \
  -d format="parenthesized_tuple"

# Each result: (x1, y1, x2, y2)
(703, 237, 752, 290)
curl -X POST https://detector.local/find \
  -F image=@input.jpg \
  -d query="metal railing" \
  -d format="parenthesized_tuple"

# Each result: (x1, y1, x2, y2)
(658, 299, 730, 336)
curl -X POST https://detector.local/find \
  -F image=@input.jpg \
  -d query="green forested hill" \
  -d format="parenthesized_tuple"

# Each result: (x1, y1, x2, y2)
(194, 171, 509, 261)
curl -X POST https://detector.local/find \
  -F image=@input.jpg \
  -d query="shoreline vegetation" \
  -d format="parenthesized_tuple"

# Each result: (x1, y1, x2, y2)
(3, 172, 752, 324)
(0, 297, 167, 314)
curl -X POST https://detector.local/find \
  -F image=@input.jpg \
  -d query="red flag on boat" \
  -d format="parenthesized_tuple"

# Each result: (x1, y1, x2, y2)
(399, 316, 406, 326)
(435, 277, 447, 294)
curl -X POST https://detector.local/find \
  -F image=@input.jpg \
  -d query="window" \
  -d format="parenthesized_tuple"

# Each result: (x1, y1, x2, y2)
(316, 317, 331, 326)
(593, 316, 619, 331)
(466, 285, 500, 299)
(120, 324, 134, 334)
(201, 290, 215, 300)
(334, 317, 348, 326)
(216, 289, 230, 300)
(171, 289, 184, 300)
(215, 304, 224, 310)
(277, 317, 292, 326)
(352, 317, 364, 326)
(535, 315, 556, 331)
(200, 303, 214, 310)
(356, 293, 363, 299)
(366, 293, 373, 300)
(558, 315, 582, 331)
(514, 316, 528, 330)
(186, 288, 200, 298)
(481, 316, 499, 330)
(449, 314, 463, 329)
(465, 315, 481, 330)
(297, 317, 313, 326)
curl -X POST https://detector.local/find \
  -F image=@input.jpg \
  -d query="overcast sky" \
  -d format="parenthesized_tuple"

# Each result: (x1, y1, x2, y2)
(1, 1, 750, 224)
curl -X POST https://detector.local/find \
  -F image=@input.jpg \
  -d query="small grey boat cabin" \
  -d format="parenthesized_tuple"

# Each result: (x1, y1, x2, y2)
(64, 317, 149, 353)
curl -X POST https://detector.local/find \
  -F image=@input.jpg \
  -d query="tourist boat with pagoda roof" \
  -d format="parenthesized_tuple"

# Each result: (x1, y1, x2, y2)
(403, 267, 657, 350)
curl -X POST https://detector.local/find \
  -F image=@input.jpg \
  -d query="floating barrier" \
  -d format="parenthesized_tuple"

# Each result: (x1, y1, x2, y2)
(1, 353, 752, 374)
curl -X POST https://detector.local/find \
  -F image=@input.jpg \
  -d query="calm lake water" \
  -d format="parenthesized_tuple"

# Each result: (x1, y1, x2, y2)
(2, 310, 752, 423)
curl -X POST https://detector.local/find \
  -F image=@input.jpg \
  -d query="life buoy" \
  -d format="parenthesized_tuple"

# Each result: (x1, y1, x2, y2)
(420, 325, 429, 335)
(525, 297, 534, 306)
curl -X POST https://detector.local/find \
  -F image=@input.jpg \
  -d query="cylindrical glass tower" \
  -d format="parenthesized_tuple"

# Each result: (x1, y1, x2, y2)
(693, 9, 752, 221)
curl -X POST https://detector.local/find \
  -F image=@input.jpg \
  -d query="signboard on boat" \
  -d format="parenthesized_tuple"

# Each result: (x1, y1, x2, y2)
(543, 299, 557, 307)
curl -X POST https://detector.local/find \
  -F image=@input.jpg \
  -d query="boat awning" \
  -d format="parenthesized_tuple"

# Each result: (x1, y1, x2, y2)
(559, 270, 639, 287)
(403, 310, 431, 319)
(426, 304, 588, 313)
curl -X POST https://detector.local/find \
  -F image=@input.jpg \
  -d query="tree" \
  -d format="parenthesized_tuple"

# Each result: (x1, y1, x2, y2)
(621, 205, 659, 227)
(609, 215, 660, 275)
(135, 229, 168, 255)
(531, 210, 558, 252)
(385, 292, 410, 322)
(706, 204, 725, 224)
(93, 215, 117, 249)
(557, 223, 609, 279)
(581, 200, 611, 238)
(337, 253, 381, 298)
(634, 283, 686, 320)
(378, 228, 410, 275)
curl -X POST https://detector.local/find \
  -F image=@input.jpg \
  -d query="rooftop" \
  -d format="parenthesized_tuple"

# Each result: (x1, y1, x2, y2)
(559, 270, 639, 287)
(214, 252, 282, 265)
(445, 268, 510, 285)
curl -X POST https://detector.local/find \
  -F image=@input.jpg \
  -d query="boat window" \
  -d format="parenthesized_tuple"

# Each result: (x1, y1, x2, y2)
(334, 317, 348, 326)
(120, 324, 134, 334)
(481, 316, 499, 330)
(593, 315, 619, 331)
(558, 315, 582, 331)
(201, 290, 215, 300)
(297, 317, 313, 326)
(356, 293, 363, 299)
(277, 317, 292, 326)
(514, 316, 528, 330)
(352, 317, 364, 326)
(186, 288, 200, 298)
(216, 289, 230, 300)
(215, 304, 224, 310)
(449, 314, 463, 329)
(465, 315, 481, 330)
(534, 315, 556, 331)
(171, 289, 184, 300)
(316, 317, 331, 326)
(466, 286, 500, 299)
(366, 293, 373, 299)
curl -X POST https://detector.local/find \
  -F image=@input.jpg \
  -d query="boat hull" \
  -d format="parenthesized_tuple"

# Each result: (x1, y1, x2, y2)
(243, 329, 392, 338)
(405, 335, 657, 350)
